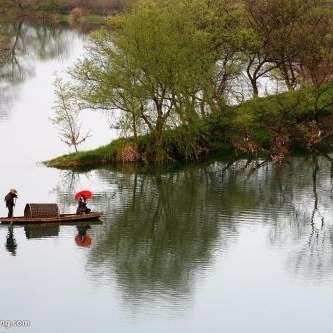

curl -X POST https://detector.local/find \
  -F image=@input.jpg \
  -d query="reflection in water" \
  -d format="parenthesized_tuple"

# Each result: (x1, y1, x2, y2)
(286, 157, 333, 280)
(85, 164, 250, 305)
(85, 162, 286, 301)
(0, 21, 85, 118)
(24, 224, 60, 239)
(2, 157, 333, 330)
(75, 225, 92, 247)
(47, 157, 333, 306)
(4, 222, 98, 255)
(5, 226, 17, 256)
(52, 170, 82, 213)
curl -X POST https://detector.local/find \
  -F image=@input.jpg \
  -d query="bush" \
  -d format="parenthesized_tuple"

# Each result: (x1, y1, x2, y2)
(69, 7, 85, 23)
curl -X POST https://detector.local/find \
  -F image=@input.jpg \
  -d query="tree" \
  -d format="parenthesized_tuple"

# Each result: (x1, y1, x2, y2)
(52, 78, 90, 152)
(0, 0, 23, 16)
(288, 2, 333, 119)
(68, 0, 239, 162)
(20, 0, 67, 13)
(241, 27, 279, 98)
(242, 0, 328, 95)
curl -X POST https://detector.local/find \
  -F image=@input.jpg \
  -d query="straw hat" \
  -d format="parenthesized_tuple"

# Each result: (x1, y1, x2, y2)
(10, 189, 17, 194)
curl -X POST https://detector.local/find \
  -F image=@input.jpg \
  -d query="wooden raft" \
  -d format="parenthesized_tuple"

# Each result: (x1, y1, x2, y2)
(0, 203, 103, 224)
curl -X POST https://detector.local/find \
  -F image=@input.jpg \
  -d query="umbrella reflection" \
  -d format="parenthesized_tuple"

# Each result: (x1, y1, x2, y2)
(75, 225, 92, 247)
(5, 226, 17, 256)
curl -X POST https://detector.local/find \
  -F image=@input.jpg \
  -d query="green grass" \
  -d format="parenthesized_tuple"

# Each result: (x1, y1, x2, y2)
(58, 14, 107, 23)
(44, 138, 125, 169)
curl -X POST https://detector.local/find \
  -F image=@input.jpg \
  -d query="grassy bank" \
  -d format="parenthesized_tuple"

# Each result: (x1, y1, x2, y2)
(57, 14, 107, 24)
(44, 83, 333, 169)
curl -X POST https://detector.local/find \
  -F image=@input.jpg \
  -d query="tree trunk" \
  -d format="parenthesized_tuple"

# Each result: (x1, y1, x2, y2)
(252, 80, 259, 98)
(280, 63, 296, 91)
(154, 117, 165, 164)
(132, 113, 138, 146)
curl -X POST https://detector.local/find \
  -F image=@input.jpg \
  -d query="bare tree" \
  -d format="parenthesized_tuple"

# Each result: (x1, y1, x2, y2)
(52, 77, 91, 152)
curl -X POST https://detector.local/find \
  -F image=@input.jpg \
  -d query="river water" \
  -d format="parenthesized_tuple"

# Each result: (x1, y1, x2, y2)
(1, 23, 333, 333)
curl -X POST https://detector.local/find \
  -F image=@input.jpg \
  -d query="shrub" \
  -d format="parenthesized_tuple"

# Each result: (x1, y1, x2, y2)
(69, 7, 84, 23)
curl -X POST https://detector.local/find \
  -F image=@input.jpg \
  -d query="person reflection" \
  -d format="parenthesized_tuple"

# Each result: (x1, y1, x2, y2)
(5, 226, 17, 255)
(75, 225, 92, 247)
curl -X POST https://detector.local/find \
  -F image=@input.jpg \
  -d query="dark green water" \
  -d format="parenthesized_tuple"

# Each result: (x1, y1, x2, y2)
(1, 23, 333, 333)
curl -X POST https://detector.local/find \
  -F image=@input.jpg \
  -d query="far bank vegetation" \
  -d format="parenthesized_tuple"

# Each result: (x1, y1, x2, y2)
(0, 0, 136, 21)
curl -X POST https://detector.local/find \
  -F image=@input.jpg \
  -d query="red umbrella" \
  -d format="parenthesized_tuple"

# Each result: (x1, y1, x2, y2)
(74, 190, 92, 200)
(75, 234, 92, 247)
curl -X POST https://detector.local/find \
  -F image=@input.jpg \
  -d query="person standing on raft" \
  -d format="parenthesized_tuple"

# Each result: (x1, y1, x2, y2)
(4, 189, 18, 218)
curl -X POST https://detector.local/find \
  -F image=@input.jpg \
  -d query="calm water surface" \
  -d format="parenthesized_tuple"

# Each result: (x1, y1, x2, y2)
(1, 23, 333, 333)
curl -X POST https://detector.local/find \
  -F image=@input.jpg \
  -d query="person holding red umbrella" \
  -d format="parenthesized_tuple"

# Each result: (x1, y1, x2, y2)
(75, 190, 92, 215)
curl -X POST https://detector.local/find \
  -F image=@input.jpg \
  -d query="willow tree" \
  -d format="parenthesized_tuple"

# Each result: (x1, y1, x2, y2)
(66, 0, 242, 162)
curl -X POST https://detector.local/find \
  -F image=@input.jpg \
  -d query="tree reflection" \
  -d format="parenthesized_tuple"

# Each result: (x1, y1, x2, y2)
(285, 156, 333, 280)
(86, 166, 238, 304)
(204, 157, 333, 281)
(51, 169, 85, 213)
(49, 157, 333, 306)
(51, 169, 115, 215)
(225, 156, 333, 280)
(1, 22, 34, 87)
(0, 21, 85, 118)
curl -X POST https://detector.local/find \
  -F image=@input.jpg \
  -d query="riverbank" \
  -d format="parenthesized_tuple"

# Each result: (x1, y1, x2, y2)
(44, 82, 333, 169)
(1, 1, 133, 28)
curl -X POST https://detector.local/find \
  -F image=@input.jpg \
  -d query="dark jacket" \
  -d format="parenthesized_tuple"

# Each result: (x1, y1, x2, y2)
(76, 197, 87, 215)
(5, 192, 17, 208)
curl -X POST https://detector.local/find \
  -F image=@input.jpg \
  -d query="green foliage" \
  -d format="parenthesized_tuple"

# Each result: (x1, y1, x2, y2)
(30, 0, 68, 13)
(243, 0, 333, 93)
(38, 0, 333, 165)
(67, 0, 245, 162)
(163, 123, 208, 161)
(44, 138, 126, 168)
(1, 0, 136, 16)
